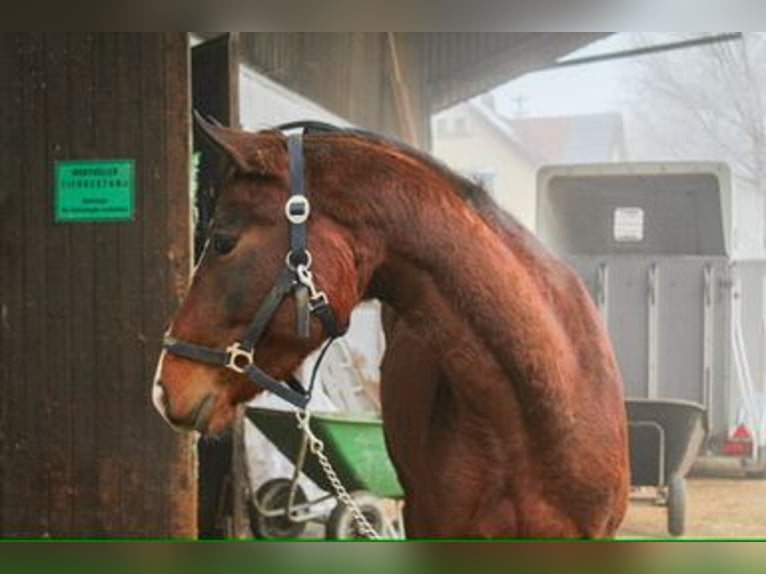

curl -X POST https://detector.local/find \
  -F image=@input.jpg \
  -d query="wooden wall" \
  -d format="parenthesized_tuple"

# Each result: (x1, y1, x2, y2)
(0, 33, 195, 537)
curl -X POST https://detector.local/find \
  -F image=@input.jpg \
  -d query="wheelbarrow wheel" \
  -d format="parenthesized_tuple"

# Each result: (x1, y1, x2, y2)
(326, 490, 386, 540)
(249, 478, 307, 539)
(667, 476, 686, 537)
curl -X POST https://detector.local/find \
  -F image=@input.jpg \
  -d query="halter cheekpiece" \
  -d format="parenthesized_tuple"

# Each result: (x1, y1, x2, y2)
(163, 122, 346, 409)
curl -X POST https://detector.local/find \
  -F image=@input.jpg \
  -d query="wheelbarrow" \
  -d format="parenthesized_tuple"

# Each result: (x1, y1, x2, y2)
(626, 398, 707, 537)
(244, 406, 404, 539)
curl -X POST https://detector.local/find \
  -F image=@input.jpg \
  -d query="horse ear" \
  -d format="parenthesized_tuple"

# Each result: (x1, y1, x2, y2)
(194, 110, 254, 173)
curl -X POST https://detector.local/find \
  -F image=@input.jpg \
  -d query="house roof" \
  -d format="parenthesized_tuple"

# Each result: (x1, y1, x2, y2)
(468, 99, 543, 165)
(504, 112, 626, 164)
(463, 100, 626, 165)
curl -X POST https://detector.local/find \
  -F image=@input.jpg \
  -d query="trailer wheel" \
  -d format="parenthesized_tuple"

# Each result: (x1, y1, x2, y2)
(326, 491, 386, 539)
(249, 478, 307, 539)
(667, 477, 686, 537)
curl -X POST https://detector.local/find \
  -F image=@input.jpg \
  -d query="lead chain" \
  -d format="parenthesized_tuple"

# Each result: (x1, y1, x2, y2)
(295, 411, 381, 540)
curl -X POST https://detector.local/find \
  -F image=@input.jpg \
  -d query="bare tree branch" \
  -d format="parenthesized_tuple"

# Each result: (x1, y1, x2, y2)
(629, 33, 766, 195)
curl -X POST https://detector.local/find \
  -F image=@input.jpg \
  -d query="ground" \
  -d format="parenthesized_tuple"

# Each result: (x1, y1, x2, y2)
(256, 456, 766, 539)
(618, 457, 766, 539)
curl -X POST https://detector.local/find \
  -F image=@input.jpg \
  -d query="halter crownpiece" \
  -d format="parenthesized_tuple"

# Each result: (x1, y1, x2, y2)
(163, 122, 346, 409)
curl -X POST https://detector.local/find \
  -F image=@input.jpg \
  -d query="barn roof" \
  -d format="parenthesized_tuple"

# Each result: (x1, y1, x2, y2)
(423, 33, 608, 111)
(194, 33, 609, 145)
(229, 33, 608, 114)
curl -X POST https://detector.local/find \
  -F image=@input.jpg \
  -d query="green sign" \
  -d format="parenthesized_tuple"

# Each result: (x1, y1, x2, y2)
(55, 159, 135, 222)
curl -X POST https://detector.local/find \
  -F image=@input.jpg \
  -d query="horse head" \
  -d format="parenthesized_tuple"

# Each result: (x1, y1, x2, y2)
(153, 119, 367, 434)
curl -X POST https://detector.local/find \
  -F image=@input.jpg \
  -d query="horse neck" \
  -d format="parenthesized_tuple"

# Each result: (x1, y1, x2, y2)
(319, 140, 577, 424)
(378, 195, 572, 375)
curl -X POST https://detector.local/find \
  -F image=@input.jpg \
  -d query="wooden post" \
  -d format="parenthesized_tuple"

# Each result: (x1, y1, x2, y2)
(0, 33, 195, 537)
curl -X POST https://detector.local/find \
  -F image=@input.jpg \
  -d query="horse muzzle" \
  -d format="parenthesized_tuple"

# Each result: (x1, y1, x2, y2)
(153, 377, 217, 434)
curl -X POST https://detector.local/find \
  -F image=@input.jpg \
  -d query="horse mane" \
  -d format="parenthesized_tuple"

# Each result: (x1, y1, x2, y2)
(345, 128, 496, 206)
(332, 127, 558, 265)
(272, 122, 495, 209)
(290, 124, 524, 234)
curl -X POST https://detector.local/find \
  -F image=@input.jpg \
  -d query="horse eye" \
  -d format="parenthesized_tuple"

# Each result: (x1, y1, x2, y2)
(211, 233, 238, 255)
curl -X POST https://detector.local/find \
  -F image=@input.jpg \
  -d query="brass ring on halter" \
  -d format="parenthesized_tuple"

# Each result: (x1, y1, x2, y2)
(225, 342, 254, 374)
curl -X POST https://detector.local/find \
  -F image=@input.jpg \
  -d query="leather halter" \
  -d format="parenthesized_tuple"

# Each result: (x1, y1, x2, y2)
(162, 123, 345, 409)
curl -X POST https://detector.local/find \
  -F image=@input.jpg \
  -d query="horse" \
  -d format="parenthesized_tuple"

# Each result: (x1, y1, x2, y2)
(152, 118, 630, 538)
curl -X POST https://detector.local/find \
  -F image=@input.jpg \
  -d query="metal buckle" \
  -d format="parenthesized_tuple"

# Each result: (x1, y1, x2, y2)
(225, 342, 254, 374)
(285, 195, 311, 225)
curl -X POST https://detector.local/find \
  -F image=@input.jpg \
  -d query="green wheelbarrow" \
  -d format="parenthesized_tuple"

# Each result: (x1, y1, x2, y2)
(244, 407, 404, 539)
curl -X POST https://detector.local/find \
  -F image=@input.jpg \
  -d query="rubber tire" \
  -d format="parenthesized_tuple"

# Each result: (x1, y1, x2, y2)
(326, 491, 386, 540)
(248, 478, 308, 539)
(667, 476, 687, 537)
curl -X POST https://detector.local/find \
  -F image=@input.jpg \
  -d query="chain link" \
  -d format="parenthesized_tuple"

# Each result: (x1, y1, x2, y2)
(295, 410, 381, 540)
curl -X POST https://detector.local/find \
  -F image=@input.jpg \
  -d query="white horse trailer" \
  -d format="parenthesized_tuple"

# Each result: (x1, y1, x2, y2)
(537, 162, 766, 478)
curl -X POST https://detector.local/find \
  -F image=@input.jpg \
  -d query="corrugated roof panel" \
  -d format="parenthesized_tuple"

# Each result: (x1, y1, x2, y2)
(231, 33, 605, 114)
(425, 33, 608, 111)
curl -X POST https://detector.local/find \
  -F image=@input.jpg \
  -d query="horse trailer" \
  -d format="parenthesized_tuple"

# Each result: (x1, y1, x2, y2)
(537, 162, 766, 479)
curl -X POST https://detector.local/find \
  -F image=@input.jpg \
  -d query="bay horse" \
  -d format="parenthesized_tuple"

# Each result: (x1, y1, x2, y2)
(152, 118, 629, 538)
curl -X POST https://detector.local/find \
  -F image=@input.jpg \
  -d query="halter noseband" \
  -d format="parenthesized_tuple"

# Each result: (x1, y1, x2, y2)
(163, 123, 345, 409)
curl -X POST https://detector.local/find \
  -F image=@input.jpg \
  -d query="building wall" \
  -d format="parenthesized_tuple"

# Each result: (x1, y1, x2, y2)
(239, 65, 351, 129)
(0, 33, 195, 537)
(433, 104, 538, 230)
